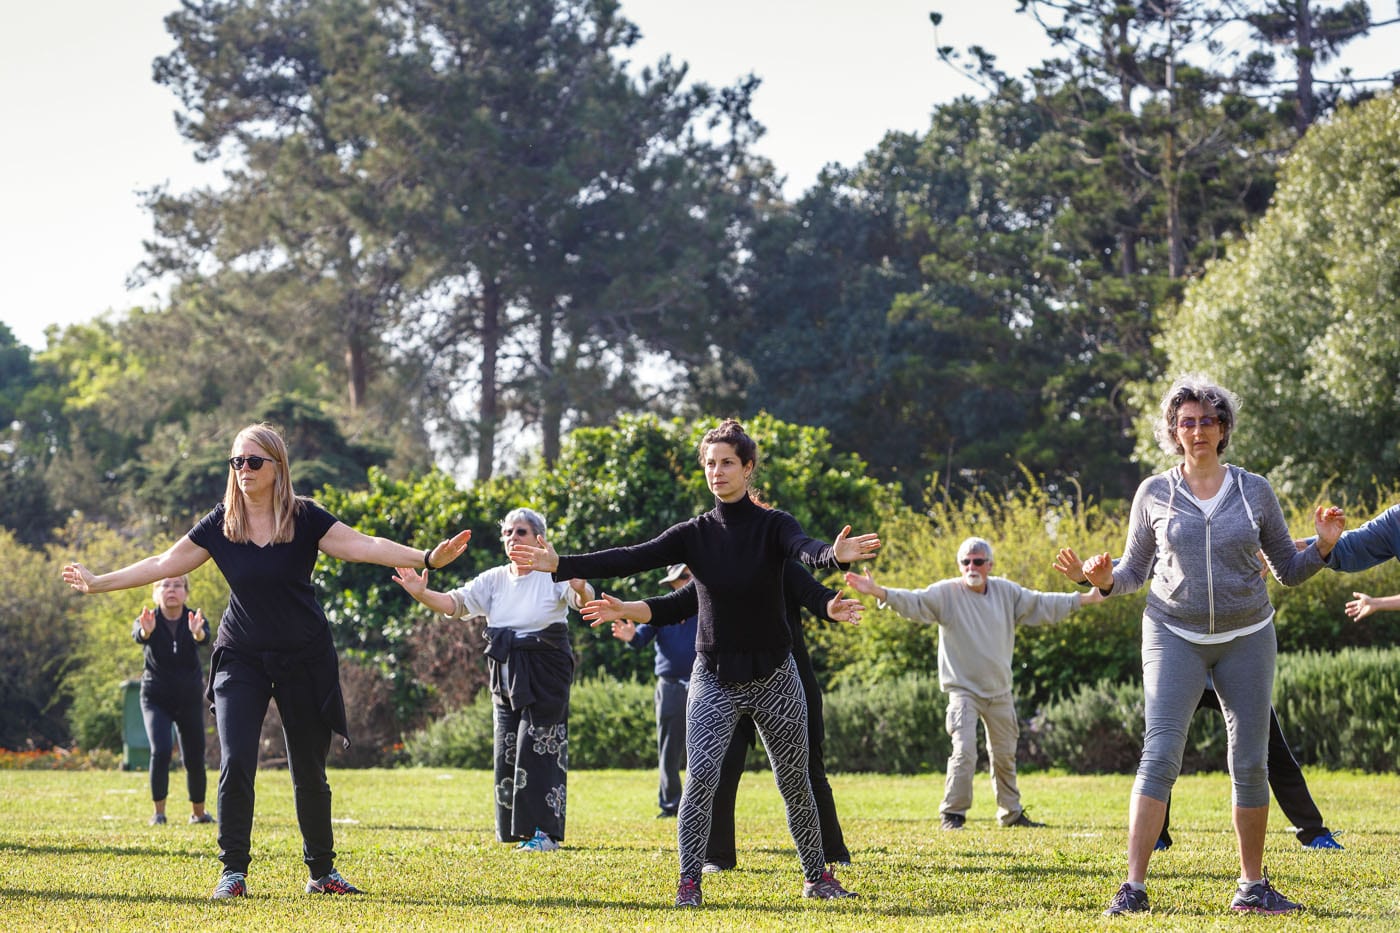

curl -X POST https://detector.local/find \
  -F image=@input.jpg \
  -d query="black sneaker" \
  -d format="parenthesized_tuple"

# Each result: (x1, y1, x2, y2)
(1230, 872, 1303, 914)
(941, 813, 965, 831)
(1104, 882, 1149, 916)
(803, 869, 858, 899)
(1006, 811, 1045, 828)
(149, 813, 167, 826)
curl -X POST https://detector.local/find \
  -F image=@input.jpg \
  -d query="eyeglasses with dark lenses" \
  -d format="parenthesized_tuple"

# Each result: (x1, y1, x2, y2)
(228, 455, 273, 471)
(502, 527, 534, 538)
(960, 557, 988, 567)
(1177, 416, 1219, 430)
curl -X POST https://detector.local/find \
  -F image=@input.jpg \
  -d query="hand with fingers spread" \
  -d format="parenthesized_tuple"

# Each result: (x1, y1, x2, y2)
(510, 534, 559, 573)
(137, 607, 157, 639)
(1052, 547, 1089, 585)
(832, 525, 881, 563)
(1345, 591, 1400, 621)
(825, 591, 864, 626)
(581, 592, 649, 628)
(843, 569, 887, 603)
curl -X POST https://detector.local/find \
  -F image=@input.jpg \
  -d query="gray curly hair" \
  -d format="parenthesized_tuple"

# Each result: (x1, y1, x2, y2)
(1153, 375, 1239, 458)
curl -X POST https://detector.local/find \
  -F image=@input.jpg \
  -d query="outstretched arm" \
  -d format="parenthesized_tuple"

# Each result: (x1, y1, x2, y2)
(390, 566, 456, 615)
(1345, 591, 1400, 621)
(64, 536, 211, 595)
(320, 524, 471, 569)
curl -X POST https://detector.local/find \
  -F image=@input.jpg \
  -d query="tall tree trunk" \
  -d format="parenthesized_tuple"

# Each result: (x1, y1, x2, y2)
(1294, 0, 1317, 133)
(476, 278, 501, 482)
(344, 326, 367, 412)
(539, 308, 562, 467)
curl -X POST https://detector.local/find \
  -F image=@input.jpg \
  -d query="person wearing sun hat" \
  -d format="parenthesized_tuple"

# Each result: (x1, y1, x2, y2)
(609, 563, 699, 818)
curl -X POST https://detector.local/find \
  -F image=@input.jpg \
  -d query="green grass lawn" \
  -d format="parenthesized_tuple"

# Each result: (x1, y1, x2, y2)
(2, 767, 1396, 930)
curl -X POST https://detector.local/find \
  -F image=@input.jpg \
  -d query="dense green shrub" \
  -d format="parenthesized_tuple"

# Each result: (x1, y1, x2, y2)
(566, 677, 655, 769)
(1034, 648, 1400, 774)
(403, 692, 495, 769)
(823, 674, 949, 774)
(405, 676, 656, 770)
(1274, 648, 1400, 771)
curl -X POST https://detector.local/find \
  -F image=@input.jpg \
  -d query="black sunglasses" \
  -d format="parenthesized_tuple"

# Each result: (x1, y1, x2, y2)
(228, 455, 274, 471)
(960, 557, 988, 567)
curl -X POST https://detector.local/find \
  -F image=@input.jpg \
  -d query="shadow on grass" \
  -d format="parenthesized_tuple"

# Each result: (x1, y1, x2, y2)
(0, 886, 213, 906)
(0, 840, 207, 858)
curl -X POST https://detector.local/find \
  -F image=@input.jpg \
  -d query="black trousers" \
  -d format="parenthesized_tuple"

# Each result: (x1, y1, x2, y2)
(140, 679, 207, 804)
(704, 704, 850, 868)
(1159, 688, 1329, 846)
(212, 652, 335, 878)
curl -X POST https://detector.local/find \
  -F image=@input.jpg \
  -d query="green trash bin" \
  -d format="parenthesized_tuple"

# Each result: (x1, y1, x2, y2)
(121, 679, 150, 771)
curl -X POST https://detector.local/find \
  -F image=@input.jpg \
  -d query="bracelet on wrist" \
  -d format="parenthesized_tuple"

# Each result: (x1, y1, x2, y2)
(424, 547, 437, 570)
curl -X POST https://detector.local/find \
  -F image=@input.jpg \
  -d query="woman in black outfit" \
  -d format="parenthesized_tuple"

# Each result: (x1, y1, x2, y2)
(134, 574, 213, 826)
(584, 559, 858, 871)
(511, 419, 879, 907)
(64, 423, 472, 900)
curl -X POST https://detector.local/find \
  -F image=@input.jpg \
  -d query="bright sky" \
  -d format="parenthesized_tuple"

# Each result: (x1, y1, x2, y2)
(2, 2, 1394, 353)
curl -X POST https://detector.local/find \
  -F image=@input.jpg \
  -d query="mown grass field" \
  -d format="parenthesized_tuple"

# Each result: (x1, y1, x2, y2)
(2, 767, 1396, 931)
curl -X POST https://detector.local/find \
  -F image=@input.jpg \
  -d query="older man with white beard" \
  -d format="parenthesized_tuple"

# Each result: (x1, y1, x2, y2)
(846, 537, 1101, 830)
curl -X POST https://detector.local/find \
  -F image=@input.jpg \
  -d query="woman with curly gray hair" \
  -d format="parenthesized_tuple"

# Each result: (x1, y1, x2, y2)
(1082, 376, 1340, 917)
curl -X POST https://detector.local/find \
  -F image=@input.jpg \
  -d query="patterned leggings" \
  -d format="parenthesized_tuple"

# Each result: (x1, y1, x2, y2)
(678, 655, 823, 882)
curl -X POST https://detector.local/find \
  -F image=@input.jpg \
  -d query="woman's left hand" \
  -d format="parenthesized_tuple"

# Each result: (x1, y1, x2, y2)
(833, 525, 881, 563)
(826, 591, 864, 626)
(510, 535, 559, 573)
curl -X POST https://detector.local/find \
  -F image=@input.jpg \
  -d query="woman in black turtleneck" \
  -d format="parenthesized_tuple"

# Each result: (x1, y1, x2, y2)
(510, 419, 879, 908)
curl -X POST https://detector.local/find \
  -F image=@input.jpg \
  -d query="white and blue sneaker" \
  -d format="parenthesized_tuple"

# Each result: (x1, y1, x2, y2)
(515, 828, 560, 852)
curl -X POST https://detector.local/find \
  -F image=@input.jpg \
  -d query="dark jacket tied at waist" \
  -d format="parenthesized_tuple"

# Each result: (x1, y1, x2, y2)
(485, 623, 573, 726)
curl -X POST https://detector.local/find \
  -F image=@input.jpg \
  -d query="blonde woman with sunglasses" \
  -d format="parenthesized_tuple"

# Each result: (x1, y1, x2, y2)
(63, 423, 471, 901)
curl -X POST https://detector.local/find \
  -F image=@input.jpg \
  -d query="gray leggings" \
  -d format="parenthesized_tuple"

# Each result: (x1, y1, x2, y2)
(1135, 620, 1276, 808)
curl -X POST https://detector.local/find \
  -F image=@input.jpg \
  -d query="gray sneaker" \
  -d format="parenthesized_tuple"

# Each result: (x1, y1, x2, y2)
(675, 876, 702, 907)
(1230, 872, 1303, 914)
(803, 869, 858, 899)
(1104, 882, 1148, 916)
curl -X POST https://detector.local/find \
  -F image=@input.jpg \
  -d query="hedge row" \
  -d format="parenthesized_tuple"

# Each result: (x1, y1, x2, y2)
(405, 647, 1400, 774)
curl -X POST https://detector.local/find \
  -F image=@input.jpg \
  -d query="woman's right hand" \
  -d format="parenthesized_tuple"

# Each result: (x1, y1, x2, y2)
(62, 562, 96, 594)
(137, 607, 156, 637)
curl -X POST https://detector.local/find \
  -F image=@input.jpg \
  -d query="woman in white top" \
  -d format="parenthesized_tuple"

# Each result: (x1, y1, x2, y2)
(394, 507, 591, 851)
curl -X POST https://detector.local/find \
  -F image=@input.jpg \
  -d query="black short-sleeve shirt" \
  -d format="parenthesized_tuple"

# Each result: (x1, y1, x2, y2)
(188, 499, 338, 653)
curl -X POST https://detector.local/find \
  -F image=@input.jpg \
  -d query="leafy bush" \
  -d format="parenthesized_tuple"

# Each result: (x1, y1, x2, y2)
(823, 673, 949, 774)
(1033, 648, 1400, 774)
(1274, 648, 1400, 771)
(404, 676, 655, 770)
(566, 677, 655, 769)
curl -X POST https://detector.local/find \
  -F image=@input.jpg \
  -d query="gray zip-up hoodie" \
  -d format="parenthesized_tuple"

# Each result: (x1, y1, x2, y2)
(1107, 464, 1326, 636)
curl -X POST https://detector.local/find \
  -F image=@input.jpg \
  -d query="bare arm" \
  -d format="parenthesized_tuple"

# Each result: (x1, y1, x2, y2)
(64, 536, 211, 595)
(390, 566, 457, 615)
(319, 523, 471, 569)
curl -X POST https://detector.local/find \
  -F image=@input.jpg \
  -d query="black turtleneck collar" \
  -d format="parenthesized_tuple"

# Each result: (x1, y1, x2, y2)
(715, 492, 761, 523)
